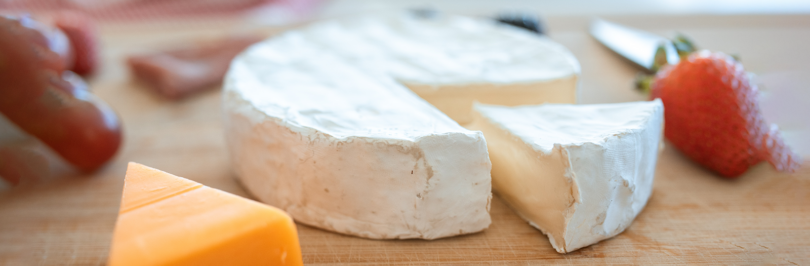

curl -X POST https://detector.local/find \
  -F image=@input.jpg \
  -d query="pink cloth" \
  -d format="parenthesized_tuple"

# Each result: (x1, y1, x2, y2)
(0, 0, 320, 20)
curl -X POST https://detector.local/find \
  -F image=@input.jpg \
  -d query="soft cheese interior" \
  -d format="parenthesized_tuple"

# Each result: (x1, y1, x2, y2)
(469, 100, 664, 253)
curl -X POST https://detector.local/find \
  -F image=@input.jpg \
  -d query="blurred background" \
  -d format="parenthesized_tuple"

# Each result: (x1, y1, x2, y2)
(3, 0, 807, 155)
(5, 0, 810, 20)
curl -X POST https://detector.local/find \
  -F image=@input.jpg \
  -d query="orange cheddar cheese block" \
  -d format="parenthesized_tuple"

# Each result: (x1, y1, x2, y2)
(109, 162, 303, 266)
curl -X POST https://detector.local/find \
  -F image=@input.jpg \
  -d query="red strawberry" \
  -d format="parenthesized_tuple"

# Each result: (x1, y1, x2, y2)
(53, 11, 99, 76)
(1, 16, 122, 173)
(651, 51, 800, 178)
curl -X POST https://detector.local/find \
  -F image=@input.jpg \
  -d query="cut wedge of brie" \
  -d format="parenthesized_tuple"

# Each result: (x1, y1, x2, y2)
(223, 13, 579, 240)
(469, 100, 664, 253)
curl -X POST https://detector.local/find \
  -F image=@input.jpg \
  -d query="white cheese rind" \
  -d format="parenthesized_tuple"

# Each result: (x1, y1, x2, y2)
(471, 100, 664, 253)
(225, 102, 492, 239)
(223, 21, 494, 239)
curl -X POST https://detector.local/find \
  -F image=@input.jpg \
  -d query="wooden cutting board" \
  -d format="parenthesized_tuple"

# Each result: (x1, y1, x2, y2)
(1, 13, 809, 265)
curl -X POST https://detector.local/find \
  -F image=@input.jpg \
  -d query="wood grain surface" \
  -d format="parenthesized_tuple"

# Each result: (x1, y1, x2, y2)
(1, 12, 809, 265)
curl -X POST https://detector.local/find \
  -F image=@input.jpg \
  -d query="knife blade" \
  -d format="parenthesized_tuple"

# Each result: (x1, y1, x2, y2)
(590, 19, 680, 72)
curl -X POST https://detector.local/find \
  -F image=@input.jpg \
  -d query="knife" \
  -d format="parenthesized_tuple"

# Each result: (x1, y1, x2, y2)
(590, 19, 681, 72)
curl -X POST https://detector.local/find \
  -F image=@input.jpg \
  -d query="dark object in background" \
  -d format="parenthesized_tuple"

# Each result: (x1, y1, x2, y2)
(496, 12, 545, 35)
(409, 7, 439, 19)
(128, 35, 263, 100)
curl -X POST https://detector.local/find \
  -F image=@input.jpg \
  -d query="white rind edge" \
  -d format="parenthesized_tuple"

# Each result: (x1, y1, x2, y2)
(560, 99, 664, 253)
(223, 91, 493, 240)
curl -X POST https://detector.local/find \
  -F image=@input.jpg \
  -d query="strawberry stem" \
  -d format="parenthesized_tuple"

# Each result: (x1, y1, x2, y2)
(673, 33, 697, 59)
(635, 73, 655, 94)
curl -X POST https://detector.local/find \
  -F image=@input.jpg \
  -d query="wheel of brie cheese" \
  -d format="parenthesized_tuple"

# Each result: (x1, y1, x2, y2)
(469, 100, 664, 253)
(223, 13, 579, 240)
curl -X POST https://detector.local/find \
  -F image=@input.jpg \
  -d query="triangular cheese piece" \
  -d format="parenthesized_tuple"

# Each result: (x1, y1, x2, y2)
(469, 100, 664, 253)
(109, 162, 303, 266)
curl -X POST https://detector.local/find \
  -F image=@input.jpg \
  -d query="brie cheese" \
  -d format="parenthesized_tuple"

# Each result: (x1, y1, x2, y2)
(469, 100, 664, 253)
(225, 58, 492, 239)
(223, 13, 579, 240)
